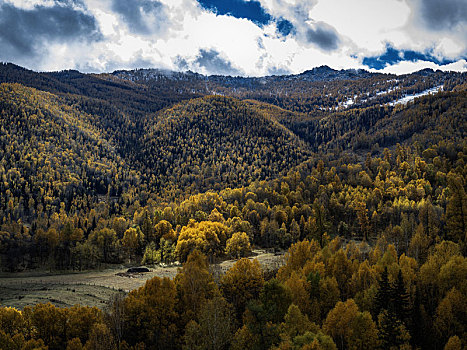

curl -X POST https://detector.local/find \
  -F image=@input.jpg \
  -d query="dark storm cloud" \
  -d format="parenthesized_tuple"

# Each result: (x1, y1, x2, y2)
(175, 56, 189, 71)
(305, 22, 340, 51)
(194, 49, 241, 76)
(0, 1, 101, 60)
(415, 0, 467, 30)
(176, 49, 242, 76)
(111, 0, 166, 35)
(267, 65, 291, 76)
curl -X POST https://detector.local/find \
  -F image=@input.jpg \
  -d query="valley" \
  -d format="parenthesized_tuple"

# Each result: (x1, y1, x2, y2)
(0, 63, 465, 350)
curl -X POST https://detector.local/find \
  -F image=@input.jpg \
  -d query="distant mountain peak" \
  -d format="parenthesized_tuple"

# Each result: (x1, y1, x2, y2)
(292, 65, 373, 82)
(415, 68, 435, 76)
(107, 64, 376, 86)
(111, 68, 206, 82)
(307, 65, 335, 73)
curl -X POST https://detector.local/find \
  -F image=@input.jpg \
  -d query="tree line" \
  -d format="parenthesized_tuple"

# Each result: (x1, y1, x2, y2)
(0, 237, 465, 349)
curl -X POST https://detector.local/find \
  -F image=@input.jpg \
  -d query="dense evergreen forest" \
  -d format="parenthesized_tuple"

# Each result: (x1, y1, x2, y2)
(0, 63, 466, 349)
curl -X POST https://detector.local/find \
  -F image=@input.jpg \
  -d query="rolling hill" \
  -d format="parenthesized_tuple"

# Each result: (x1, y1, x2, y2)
(140, 95, 312, 194)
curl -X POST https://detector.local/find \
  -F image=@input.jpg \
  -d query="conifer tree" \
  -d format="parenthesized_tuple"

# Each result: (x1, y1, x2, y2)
(378, 309, 410, 350)
(373, 267, 391, 317)
(391, 269, 411, 325)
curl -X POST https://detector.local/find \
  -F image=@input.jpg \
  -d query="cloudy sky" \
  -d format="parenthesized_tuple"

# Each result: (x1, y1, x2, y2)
(0, 0, 466, 75)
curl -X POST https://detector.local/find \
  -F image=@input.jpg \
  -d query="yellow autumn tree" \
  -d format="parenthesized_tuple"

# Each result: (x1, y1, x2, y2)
(225, 231, 251, 258)
(221, 258, 264, 317)
(175, 220, 228, 262)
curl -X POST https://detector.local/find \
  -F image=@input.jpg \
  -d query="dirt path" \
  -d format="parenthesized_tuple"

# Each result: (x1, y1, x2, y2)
(0, 266, 179, 292)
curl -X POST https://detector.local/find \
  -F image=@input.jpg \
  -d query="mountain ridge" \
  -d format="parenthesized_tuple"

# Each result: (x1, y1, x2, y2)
(2, 62, 464, 116)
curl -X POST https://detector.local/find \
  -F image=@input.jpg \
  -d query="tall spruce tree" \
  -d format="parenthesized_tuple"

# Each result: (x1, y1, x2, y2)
(391, 269, 411, 325)
(378, 309, 410, 350)
(374, 266, 391, 317)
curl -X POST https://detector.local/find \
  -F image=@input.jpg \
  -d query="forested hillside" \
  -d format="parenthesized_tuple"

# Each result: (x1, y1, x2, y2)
(281, 90, 467, 154)
(140, 96, 311, 195)
(0, 63, 465, 350)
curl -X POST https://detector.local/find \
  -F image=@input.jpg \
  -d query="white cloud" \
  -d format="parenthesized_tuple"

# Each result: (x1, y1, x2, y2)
(311, 0, 411, 53)
(258, 0, 466, 69)
(374, 59, 467, 75)
(2, 0, 466, 75)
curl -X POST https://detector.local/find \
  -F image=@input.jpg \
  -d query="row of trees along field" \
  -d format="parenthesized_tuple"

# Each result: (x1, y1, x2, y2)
(0, 239, 465, 349)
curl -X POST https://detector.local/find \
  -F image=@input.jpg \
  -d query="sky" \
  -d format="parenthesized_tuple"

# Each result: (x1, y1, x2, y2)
(0, 0, 466, 76)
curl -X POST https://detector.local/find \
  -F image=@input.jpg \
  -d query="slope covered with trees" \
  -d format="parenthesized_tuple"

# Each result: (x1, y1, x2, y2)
(282, 90, 467, 155)
(0, 83, 133, 222)
(0, 63, 465, 350)
(140, 96, 312, 195)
